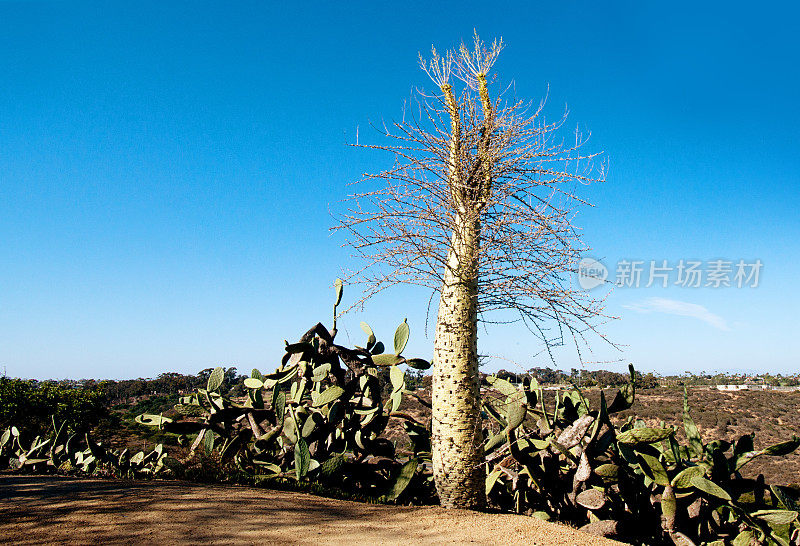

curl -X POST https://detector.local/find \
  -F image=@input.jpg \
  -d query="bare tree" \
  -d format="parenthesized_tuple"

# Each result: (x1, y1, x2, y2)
(337, 33, 612, 509)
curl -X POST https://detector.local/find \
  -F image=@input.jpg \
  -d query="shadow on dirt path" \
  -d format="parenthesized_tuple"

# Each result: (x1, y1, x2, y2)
(0, 475, 620, 545)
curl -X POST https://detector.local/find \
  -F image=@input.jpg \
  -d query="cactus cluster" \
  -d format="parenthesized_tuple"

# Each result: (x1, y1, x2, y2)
(482, 367, 800, 545)
(0, 415, 174, 478)
(136, 280, 433, 502)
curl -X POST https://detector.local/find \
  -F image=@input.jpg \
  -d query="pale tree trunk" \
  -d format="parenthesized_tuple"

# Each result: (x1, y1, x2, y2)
(430, 81, 487, 510)
(432, 211, 485, 509)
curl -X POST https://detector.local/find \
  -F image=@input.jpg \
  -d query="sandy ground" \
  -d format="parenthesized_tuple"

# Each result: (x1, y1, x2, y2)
(0, 475, 623, 545)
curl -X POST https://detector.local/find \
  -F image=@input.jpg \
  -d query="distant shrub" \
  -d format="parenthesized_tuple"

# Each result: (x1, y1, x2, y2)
(0, 377, 107, 437)
(123, 393, 180, 417)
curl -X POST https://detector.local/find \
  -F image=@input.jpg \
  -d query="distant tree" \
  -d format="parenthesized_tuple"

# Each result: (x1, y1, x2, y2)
(222, 367, 247, 397)
(591, 369, 629, 388)
(528, 367, 569, 385)
(195, 368, 214, 387)
(193, 367, 244, 396)
(496, 369, 522, 384)
(636, 371, 659, 390)
(405, 369, 426, 390)
(154, 372, 193, 394)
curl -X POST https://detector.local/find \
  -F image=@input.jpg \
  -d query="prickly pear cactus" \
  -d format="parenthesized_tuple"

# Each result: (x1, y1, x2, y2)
(482, 368, 800, 545)
(136, 280, 433, 503)
(0, 413, 175, 479)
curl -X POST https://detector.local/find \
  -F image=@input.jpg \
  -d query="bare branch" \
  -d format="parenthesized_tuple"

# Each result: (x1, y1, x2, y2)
(333, 35, 616, 364)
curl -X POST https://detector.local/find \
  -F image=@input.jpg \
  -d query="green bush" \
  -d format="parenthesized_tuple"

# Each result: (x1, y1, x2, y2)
(0, 377, 107, 437)
(122, 393, 180, 417)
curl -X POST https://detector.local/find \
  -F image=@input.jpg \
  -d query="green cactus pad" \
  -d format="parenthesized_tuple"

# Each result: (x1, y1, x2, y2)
(671, 465, 706, 488)
(682, 388, 703, 456)
(732, 531, 754, 546)
(505, 400, 527, 431)
(751, 509, 798, 526)
(486, 376, 518, 397)
(637, 452, 669, 486)
(301, 413, 322, 438)
(244, 377, 264, 390)
(359, 322, 376, 347)
(294, 438, 310, 480)
(135, 414, 174, 427)
(735, 437, 800, 471)
(771, 485, 800, 511)
(393, 319, 409, 355)
(594, 464, 620, 479)
(252, 460, 282, 474)
(203, 431, 215, 455)
(528, 438, 550, 451)
(354, 430, 366, 450)
(389, 365, 405, 392)
(207, 367, 225, 392)
(312, 363, 331, 382)
(483, 401, 507, 428)
(485, 468, 503, 495)
(371, 354, 404, 367)
(312, 385, 345, 407)
(283, 416, 298, 444)
(386, 458, 418, 501)
(690, 476, 731, 501)
(292, 377, 308, 403)
(616, 427, 673, 445)
(327, 400, 344, 425)
(556, 413, 594, 449)
(275, 391, 286, 422)
(359, 321, 374, 337)
(762, 436, 800, 456)
(22, 457, 49, 466)
(334, 278, 344, 306)
(320, 454, 345, 477)
(661, 485, 677, 531)
(404, 358, 431, 370)
(576, 488, 606, 510)
(484, 431, 506, 452)
(267, 364, 299, 384)
(389, 390, 403, 412)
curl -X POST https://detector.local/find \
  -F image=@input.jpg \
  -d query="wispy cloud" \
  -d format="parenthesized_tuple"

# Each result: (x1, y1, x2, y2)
(623, 297, 730, 331)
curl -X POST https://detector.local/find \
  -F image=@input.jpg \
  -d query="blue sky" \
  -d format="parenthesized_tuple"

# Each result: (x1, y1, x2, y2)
(1, 2, 798, 379)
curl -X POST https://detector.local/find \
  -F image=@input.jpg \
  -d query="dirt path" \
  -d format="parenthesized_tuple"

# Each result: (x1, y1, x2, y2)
(0, 475, 622, 545)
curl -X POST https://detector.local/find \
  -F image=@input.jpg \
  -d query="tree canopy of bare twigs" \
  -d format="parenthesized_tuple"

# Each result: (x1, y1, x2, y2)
(338, 33, 610, 360)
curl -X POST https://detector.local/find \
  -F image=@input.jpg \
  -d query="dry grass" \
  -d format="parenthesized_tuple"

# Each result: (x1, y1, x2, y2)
(610, 387, 800, 485)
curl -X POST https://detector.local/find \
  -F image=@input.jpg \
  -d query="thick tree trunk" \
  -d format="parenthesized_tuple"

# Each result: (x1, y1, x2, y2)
(432, 212, 485, 509)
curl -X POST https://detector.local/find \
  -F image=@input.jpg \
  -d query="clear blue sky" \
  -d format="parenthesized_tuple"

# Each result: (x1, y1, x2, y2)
(1, 2, 798, 380)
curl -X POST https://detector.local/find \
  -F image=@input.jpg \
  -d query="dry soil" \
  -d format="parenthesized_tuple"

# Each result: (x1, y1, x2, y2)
(0, 475, 622, 545)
